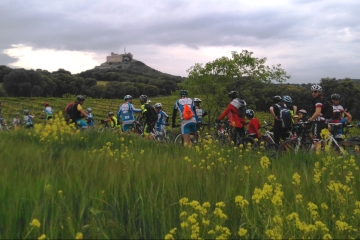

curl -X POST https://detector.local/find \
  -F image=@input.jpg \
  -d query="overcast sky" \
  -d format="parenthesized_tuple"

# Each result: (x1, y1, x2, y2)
(1, 0, 359, 83)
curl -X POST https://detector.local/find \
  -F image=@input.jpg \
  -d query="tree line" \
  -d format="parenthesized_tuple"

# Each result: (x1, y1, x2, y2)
(0, 63, 182, 99)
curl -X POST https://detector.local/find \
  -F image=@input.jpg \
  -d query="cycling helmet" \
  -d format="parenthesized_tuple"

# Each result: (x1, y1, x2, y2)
(23, 109, 29, 114)
(77, 95, 86, 101)
(228, 91, 238, 99)
(108, 111, 114, 116)
(15, 112, 20, 116)
(293, 115, 299, 119)
(311, 85, 322, 92)
(124, 95, 133, 100)
(139, 95, 148, 104)
(147, 99, 152, 104)
(193, 98, 201, 102)
(331, 93, 340, 100)
(154, 103, 162, 108)
(282, 95, 292, 103)
(298, 109, 307, 115)
(44, 102, 49, 106)
(245, 109, 254, 118)
(273, 95, 282, 103)
(86, 108, 92, 112)
(332, 109, 341, 119)
(180, 90, 188, 97)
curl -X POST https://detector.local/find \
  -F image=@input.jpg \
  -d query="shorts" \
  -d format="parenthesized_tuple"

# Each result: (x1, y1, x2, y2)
(312, 121, 327, 141)
(181, 121, 197, 134)
(76, 119, 88, 129)
(123, 123, 134, 132)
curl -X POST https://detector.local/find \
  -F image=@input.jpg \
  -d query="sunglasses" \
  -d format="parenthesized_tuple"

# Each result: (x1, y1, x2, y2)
(311, 91, 318, 93)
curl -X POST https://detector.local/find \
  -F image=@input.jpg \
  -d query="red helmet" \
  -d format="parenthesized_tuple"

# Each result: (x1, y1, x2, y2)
(44, 102, 49, 106)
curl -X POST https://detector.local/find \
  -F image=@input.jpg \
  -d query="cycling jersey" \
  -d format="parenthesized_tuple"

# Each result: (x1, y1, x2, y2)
(117, 102, 141, 125)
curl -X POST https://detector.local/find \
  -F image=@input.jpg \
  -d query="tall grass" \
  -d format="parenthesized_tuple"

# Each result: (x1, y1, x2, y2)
(1, 113, 360, 239)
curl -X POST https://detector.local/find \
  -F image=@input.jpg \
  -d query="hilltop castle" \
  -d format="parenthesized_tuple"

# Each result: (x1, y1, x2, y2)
(106, 52, 133, 63)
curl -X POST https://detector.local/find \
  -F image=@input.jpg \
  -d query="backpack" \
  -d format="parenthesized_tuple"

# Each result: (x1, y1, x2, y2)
(146, 104, 158, 123)
(65, 102, 76, 118)
(182, 104, 194, 120)
(236, 99, 247, 117)
(322, 98, 333, 119)
(276, 104, 292, 129)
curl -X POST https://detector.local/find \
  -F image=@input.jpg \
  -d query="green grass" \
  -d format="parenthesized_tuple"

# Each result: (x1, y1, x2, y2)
(1, 97, 360, 239)
(96, 81, 109, 86)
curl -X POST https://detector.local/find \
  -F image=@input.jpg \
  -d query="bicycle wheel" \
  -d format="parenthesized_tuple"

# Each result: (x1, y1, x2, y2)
(165, 131, 176, 143)
(174, 133, 183, 145)
(337, 141, 360, 156)
(278, 138, 312, 157)
(265, 143, 279, 159)
(240, 137, 258, 151)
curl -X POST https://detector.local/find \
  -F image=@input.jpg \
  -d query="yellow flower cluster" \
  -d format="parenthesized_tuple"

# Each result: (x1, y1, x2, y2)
(327, 180, 353, 203)
(235, 195, 249, 209)
(34, 112, 78, 142)
(252, 180, 283, 206)
(30, 219, 41, 228)
(260, 156, 271, 169)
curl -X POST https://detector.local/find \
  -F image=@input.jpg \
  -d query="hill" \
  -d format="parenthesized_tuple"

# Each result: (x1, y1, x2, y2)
(78, 59, 184, 84)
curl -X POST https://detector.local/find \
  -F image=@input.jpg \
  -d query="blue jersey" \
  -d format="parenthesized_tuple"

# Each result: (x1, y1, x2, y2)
(156, 110, 169, 131)
(174, 98, 197, 123)
(195, 107, 205, 123)
(87, 113, 95, 127)
(329, 117, 347, 138)
(117, 102, 142, 124)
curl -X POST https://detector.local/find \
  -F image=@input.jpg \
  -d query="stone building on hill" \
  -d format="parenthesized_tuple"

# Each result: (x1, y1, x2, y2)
(106, 52, 133, 63)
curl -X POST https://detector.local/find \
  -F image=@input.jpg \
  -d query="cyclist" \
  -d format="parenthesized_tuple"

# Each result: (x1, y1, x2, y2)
(283, 95, 297, 116)
(102, 112, 120, 129)
(308, 85, 328, 149)
(23, 109, 35, 128)
(71, 95, 88, 129)
(328, 109, 352, 142)
(154, 103, 169, 134)
(330, 93, 344, 112)
(86, 108, 95, 127)
(139, 95, 158, 138)
(13, 112, 22, 130)
(193, 98, 207, 130)
(217, 91, 247, 144)
(41, 102, 54, 120)
(172, 90, 197, 146)
(269, 95, 291, 145)
(298, 109, 308, 122)
(246, 109, 261, 140)
(117, 95, 142, 132)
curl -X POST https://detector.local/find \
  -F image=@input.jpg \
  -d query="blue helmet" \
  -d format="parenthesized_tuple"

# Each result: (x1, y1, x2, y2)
(282, 95, 292, 103)
(124, 95, 133, 100)
(246, 109, 254, 118)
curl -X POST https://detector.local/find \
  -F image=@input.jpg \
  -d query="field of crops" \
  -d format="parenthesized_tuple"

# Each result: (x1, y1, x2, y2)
(1, 96, 360, 239)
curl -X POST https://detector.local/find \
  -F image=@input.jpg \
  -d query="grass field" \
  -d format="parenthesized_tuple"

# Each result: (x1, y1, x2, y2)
(1, 97, 360, 239)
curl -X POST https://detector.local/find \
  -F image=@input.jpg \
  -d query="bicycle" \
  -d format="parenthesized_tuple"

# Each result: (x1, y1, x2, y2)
(0, 117, 11, 131)
(278, 122, 360, 157)
(213, 120, 258, 150)
(260, 121, 280, 158)
(150, 124, 176, 143)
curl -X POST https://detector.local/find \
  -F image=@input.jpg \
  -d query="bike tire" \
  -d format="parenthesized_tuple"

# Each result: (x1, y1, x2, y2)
(337, 141, 360, 157)
(278, 138, 312, 157)
(174, 133, 183, 145)
(265, 143, 280, 159)
(240, 137, 258, 151)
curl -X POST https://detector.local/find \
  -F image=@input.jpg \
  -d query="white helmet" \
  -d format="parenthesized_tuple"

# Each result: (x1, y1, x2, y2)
(154, 103, 162, 108)
(311, 84, 322, 92)
(193, 98, 201, 102)
(86, 108, 92, 112)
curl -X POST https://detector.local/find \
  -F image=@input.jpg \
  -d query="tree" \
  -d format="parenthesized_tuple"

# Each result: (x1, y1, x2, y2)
(182, 50, 290, 124)
(3, 69, 31, 96)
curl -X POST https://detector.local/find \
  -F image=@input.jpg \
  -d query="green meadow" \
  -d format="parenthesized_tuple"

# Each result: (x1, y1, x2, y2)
(0, 97, 360, 239)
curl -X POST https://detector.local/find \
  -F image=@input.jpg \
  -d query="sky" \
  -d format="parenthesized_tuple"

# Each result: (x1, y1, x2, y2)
(1, 0, 360, 84)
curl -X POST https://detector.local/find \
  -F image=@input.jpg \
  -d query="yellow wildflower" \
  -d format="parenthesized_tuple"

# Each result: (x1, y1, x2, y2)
(30, 219, 41, 228)
(260, 156, 271, 169)
(75, 232, 83, 239)
(238, 227, 247, 236)
(38, 234, 46, 240)
(292, 173, 301, 185)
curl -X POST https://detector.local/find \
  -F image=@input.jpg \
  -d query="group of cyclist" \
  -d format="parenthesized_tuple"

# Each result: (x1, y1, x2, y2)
(0, 85, 355, 150)
(269, 84, 353, 149)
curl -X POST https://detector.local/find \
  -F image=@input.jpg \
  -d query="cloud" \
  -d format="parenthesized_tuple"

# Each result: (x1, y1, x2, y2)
(0, 0, 360, 83)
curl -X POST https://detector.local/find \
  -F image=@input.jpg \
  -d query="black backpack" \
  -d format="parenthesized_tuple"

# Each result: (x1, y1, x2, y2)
(275, 104, 292, 129)
(65, 102, 76, 119)
(145, 104, 158, 123)
(236, 98, 247, 117)
(322, 98, 333, 119)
